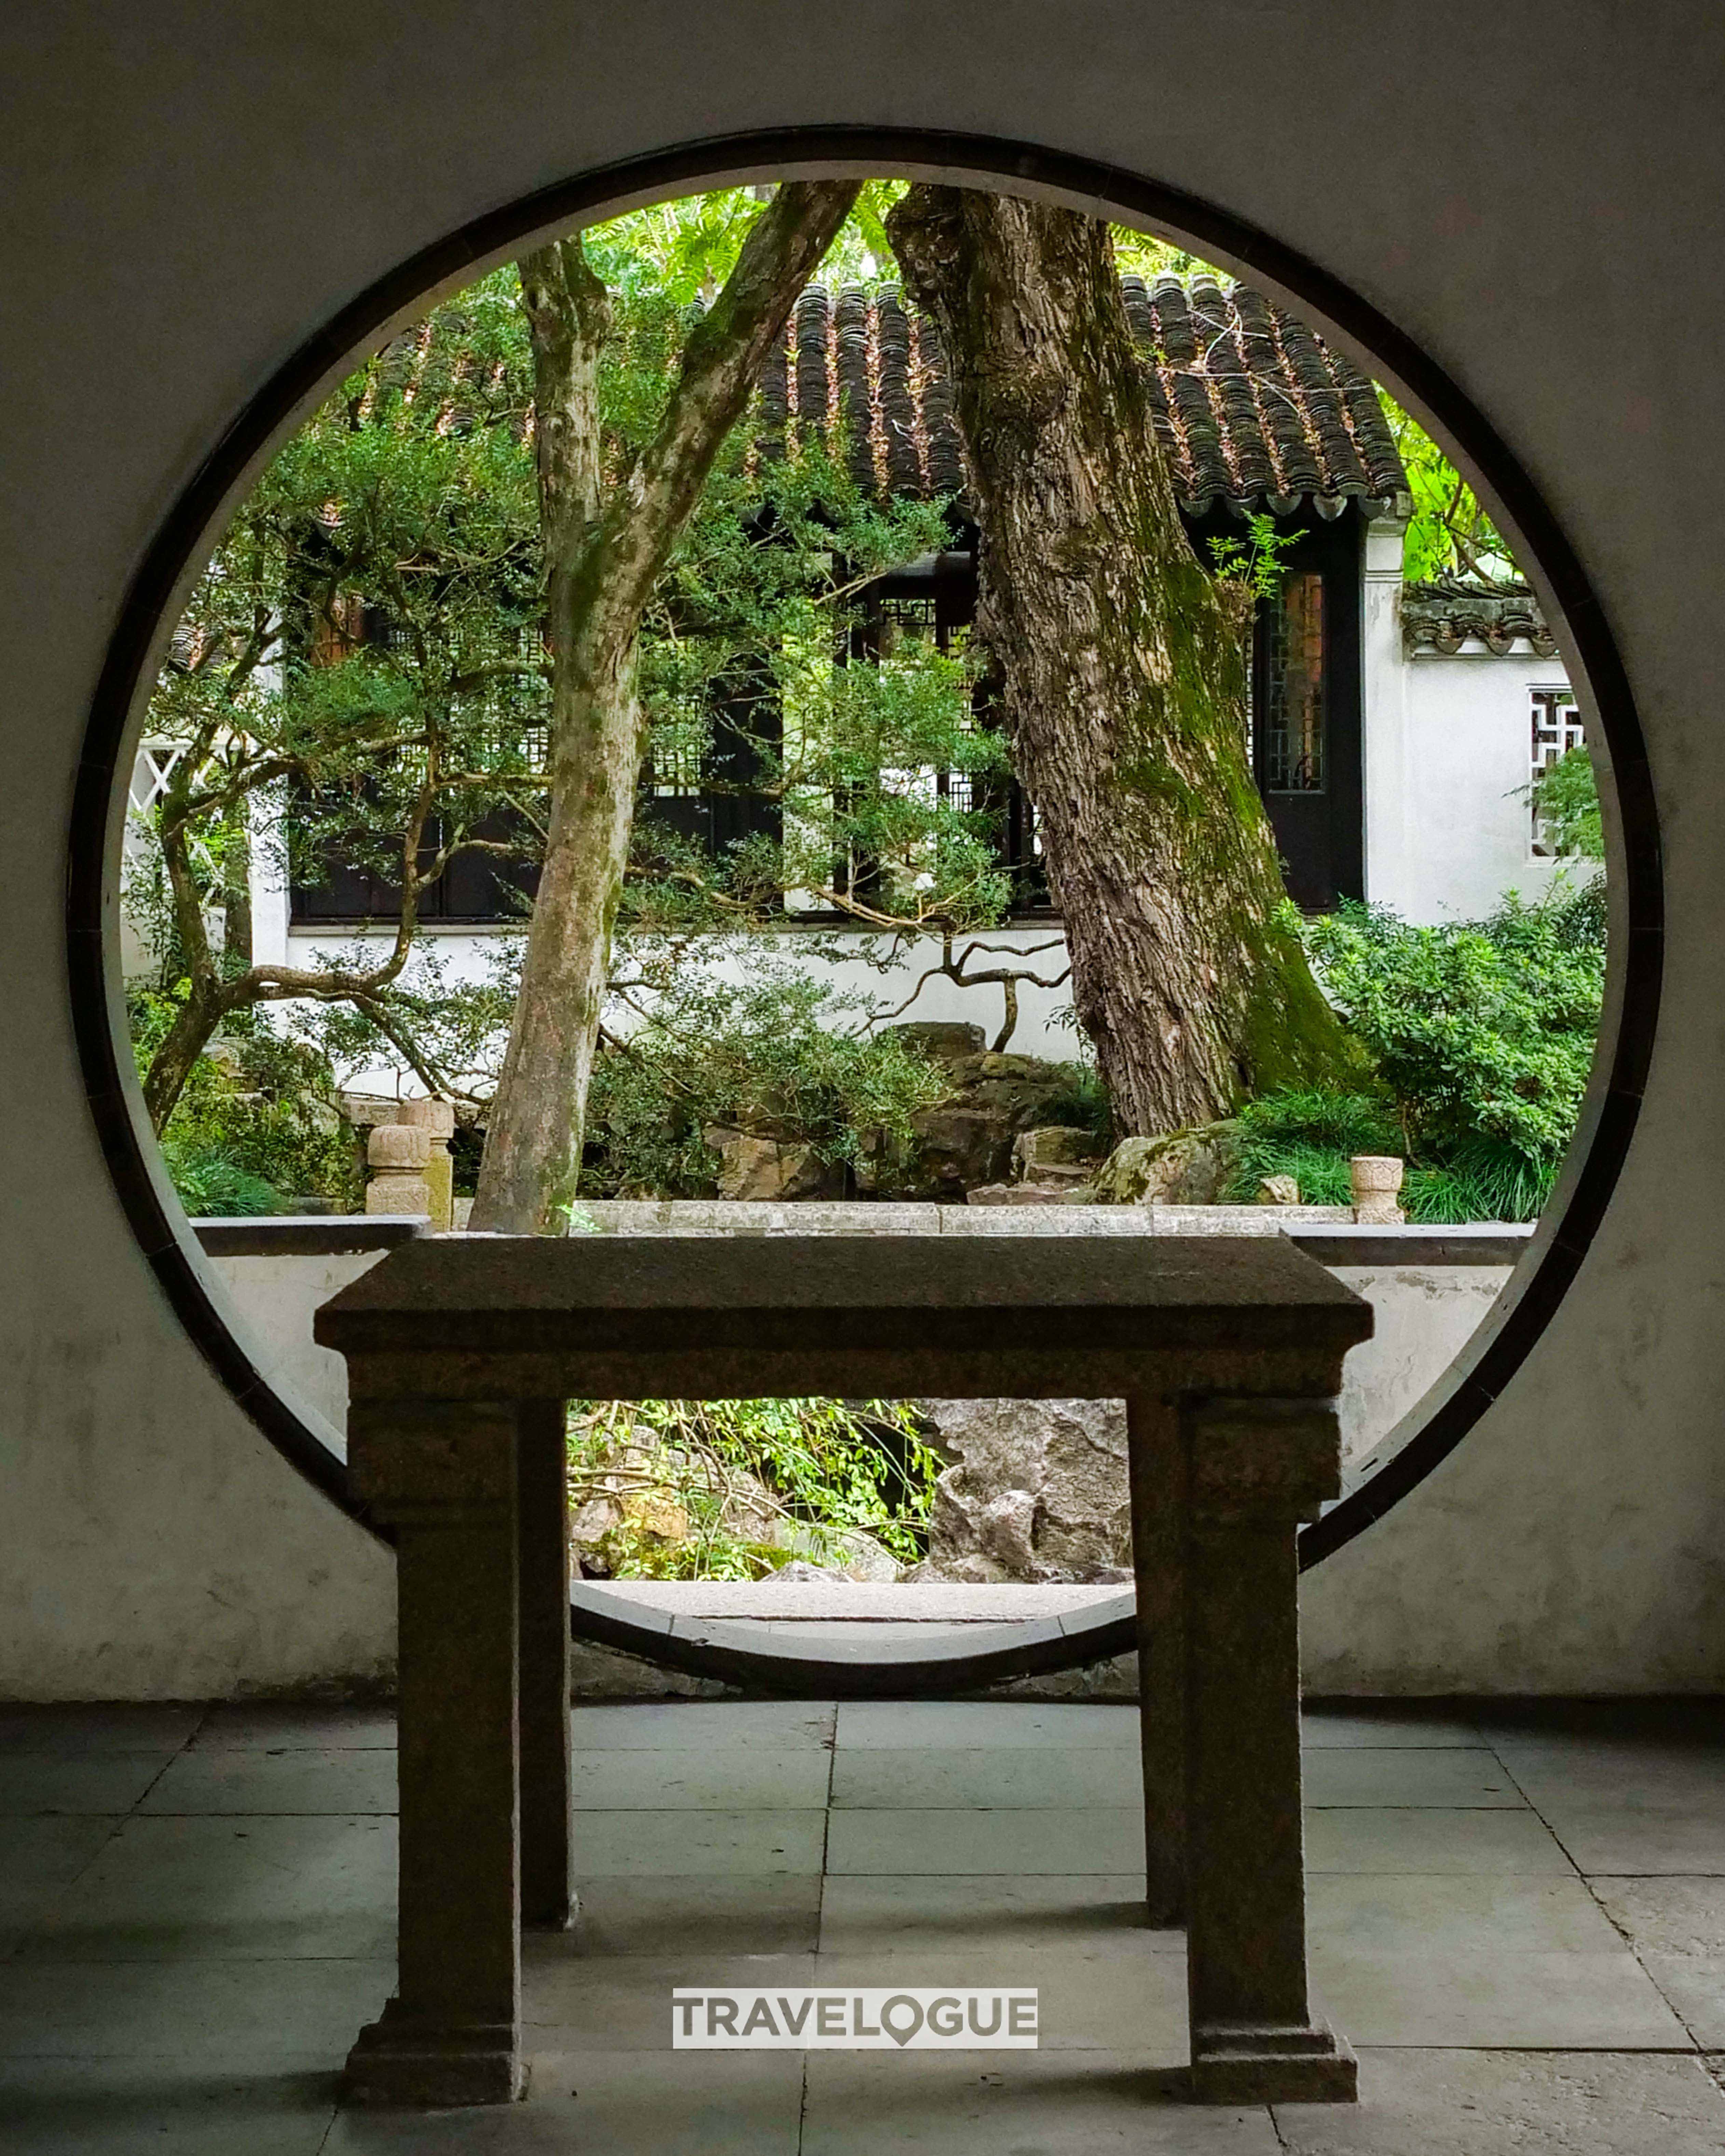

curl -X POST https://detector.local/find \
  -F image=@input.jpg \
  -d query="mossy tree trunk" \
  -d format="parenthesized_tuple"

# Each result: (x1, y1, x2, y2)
(470, 181, 860, 1234)
(887, 188, 1360, 1134)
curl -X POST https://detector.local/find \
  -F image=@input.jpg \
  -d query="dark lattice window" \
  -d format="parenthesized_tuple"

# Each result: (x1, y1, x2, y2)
(1260, 570, 1327, 794)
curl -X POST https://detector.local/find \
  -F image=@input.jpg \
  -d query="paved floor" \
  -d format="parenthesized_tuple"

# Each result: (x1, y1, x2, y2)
(2, 1698, 1725, 2150)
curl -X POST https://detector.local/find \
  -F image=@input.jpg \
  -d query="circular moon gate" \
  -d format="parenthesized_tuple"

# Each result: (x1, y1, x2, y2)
(68, 129, 1660, 1695)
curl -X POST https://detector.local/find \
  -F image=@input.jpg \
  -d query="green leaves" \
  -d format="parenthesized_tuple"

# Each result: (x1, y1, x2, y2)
(581, 961, 948, 1198)
(1530, 745, 1604, 861)
(1301, 891, 1605, 1199)
(1377, 391, 1517, 584)
(567, 1394, 940, 1579)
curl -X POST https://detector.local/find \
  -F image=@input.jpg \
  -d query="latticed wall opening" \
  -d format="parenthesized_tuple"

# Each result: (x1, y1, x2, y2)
(1530, 688, 1585, 855)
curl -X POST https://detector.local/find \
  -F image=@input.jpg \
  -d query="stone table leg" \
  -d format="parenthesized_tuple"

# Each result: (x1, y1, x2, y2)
(518, 1398, 574, 1930)
(1126, 1391, 1186, 1926)
(343, 1398, 525, 2106)
(1182, 1396, 1356, 2104)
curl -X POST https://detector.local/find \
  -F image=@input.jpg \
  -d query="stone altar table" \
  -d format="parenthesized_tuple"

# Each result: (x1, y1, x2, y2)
(315, 1232, 1371, 2107)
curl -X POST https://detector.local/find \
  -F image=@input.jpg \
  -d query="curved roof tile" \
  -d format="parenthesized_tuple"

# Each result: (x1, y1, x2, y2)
(755, 277, 1407, 517)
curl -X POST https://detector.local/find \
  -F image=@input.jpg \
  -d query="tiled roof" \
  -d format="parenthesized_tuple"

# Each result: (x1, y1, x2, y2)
(752, 277, 1408, 519)
(1401, 578, 1559, 658)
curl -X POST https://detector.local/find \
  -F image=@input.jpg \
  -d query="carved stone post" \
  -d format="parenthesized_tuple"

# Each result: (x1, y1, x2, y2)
(1182, 1396, 1355, 2103)
(366, 1122, 432, 1219)
(400, 1098, 457, 1232)
(517, 1397, 574, 1929)
(1126, 1391, 1186, 1925)
(343, 1398, 525, 2106)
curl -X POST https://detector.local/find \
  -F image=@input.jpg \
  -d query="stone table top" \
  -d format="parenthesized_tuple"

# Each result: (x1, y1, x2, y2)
(316, 1232, 1371, 1401)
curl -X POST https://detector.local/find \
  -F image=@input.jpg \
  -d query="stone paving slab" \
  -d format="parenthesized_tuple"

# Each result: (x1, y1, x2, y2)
(1527, 1801, 1725, 1875)
(568, 1701, 835, 1751)
(1303, 1748, 1526, 1809)
(1311, 1944, 1689, 2048)
(570, 1747, 831, 1812)
(827, 1806, 1145, 1876)
(189, 1706, 396, 1752)
(0, 1955, 395, 2059)
(14, 1813, 395, 1961)
(1300, 1710, 1489, 1750)
(567, 1808, 829, 1877)
(0, 1754, 173, 1817)
(553, 1873, 823, 1958)
(0, 2055, 341, 2156)
(1305, 1807, 1577, 1875)
(0, 1707, 202, 1756)
(831, 1745, 1142, 1811)
(815, 1873, 1165, 1956)
(6, 1697, 1725, 2148)
(138, 1747, 396, 1816)
(323, 2048, 807, 2154)
(834, 1701, 1138, 1750)
(0, 1813, 122, 1951)
(800, 2050, 1282, 2152)
(1307, 1873, 1627, 1957)
(1274, 2049, 1725, 2155)
(1589, 1877, 1725, 2046)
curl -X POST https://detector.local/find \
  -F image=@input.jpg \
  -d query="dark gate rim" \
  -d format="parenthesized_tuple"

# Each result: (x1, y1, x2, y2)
(67, 126, 1661, 1695)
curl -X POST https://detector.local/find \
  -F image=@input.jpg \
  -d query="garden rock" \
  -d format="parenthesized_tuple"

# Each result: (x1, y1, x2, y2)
(907, 1396, 1133, 1582)
(860, 1050, 1095, 1201)
(1013, 1124, 1106, 1184)
(1256, 1173, 1301, 1205)
(888, 1020, 987, 1063)
(1092, 1124, 1235, 1206)
(702, 1126, 840, 1202)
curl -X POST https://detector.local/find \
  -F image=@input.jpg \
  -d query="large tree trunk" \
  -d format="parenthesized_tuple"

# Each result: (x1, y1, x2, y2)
(471, 183, 860, 1234)
(887, 189, 1360, 1134)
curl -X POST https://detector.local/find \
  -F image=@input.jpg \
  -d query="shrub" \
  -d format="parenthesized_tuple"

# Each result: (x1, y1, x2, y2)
(131, 993, 365, 1213)
(1222, 888, 1606, 1221)
(1302, 892, 1603, 1189)
(159, 1142, 286, 1219)
(568, 1396, 940, 1579)
(582, 970, 948, 1198)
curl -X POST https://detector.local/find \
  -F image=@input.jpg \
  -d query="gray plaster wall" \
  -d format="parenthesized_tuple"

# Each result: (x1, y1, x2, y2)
(2, 4, 1719, 1699)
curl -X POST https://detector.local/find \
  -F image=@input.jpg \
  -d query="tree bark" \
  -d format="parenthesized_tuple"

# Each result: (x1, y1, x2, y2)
(886, 188, 1360, 1134)
(471, 182, 860, 1233)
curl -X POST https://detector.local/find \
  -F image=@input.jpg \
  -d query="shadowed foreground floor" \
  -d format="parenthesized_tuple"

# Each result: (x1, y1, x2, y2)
(2, 1696, 1724, 2150)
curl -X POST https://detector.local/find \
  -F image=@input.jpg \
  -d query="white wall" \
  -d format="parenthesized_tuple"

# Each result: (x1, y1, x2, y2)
(279, 919, 1083, 1090)
(1368, 641, 1582, 922)
(5, 4, 1723, 1701)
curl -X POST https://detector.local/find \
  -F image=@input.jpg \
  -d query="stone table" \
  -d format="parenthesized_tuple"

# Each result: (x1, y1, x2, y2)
(315, 1231, 1371, 2107)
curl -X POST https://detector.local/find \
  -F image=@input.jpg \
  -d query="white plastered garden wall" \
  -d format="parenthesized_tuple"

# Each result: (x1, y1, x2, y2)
(2, 2, 1719, 1698)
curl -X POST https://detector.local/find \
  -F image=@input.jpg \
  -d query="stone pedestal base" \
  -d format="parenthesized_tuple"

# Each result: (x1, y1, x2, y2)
(1191, 2021, 1357, 2104)
(343, 2000, 528, 2107)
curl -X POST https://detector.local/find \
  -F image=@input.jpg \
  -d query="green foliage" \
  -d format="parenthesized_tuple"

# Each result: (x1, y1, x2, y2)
(160, 1145, 287, 1219)
(1034, 1060, 1114, 1141)
(1217, 890, 1607, 1220)
(1224, 1088, 1396, 1207)
(568, 1395, 940, 1579)
(1303, 894, 1604, 1180)
(1378, 393, 1519, 584)
(580, 963, 948, 1197)
(1208, 512, 1306, 602)
(132, 991, 363, 1211)
(1221, 1086, 1556, 1223)
(1530, 745, 1604, 860)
